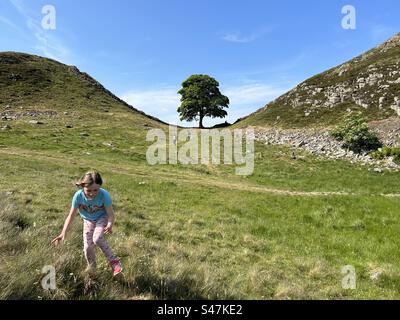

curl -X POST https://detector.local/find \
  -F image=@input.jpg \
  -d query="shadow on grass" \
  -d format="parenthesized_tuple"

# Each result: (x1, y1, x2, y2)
(129, 273, 208, 300)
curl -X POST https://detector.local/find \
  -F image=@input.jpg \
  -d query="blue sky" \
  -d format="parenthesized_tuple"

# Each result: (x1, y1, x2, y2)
(0, 0, 399, 126)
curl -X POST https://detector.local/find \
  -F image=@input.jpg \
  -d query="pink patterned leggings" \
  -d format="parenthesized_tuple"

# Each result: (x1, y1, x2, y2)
(83, 216, 115, 268)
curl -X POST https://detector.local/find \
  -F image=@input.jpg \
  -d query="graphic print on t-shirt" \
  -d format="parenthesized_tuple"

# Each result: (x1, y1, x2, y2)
(79, 204, 105, 214)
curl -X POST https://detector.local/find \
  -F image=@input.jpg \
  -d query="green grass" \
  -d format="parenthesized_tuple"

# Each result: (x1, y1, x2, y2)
(1, 119, 400, 299)
(1, 51, 400, 300)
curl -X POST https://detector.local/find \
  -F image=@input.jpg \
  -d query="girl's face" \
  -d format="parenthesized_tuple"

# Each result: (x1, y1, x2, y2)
(84, 183, 100, 199)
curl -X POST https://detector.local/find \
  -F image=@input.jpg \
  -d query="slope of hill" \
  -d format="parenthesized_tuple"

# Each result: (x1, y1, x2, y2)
(236, 33, 400, 129)
(0, 51, 165, 126)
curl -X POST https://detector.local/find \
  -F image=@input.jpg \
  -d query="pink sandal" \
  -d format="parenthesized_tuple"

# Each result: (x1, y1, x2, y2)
(110, 259, 122, 276)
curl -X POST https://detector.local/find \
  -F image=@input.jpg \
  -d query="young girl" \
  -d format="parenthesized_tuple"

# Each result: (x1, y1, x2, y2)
(52, 170, 122, 276)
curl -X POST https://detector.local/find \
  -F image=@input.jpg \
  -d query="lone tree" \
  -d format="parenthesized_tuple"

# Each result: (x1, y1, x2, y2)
(177, 74, 229, 128)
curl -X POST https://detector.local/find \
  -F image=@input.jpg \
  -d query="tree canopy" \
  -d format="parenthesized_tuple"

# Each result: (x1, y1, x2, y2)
(177, 74, 229, 128)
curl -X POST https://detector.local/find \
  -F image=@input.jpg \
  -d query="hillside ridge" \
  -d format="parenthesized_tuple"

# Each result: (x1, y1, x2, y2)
(236, 32, 400, 128)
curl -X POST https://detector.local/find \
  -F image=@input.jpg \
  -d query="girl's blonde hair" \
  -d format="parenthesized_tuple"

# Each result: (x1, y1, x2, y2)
(75, 170, 103, 188)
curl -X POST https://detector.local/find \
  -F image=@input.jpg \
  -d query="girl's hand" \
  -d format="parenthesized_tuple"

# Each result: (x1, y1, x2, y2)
(51, 234, 65, 246)
(104, 222, 113, 235)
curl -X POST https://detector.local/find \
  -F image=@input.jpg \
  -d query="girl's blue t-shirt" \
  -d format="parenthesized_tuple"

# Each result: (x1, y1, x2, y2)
(72, 188, 112, 221)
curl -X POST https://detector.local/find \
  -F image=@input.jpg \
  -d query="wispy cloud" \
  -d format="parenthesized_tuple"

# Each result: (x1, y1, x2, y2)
(0, 15, 18, 30)
(222, 83, 287, 106)
(8, 0, 73, 63)
(371, 24, 397, 42)
(220, 50, 310, 87)
(221, 33, 258, 43)
(120, 82, 288, 126)
(217, 83, 288, 124)
(0, 13, 33, 43)
(120, 87, 182, 124)
(220, 27, 274, 43)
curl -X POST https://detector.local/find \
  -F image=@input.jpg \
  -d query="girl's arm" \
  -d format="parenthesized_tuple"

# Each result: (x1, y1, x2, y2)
(104, 205, 114, 234)
(51, 207, 78, 245)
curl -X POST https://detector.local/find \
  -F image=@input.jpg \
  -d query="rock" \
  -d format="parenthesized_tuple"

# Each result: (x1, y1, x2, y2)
(370, 270, 384, 281)
(1, 124, 11, 131)
(379, 96, 386, 109)
(253, 127, 399, 169)
(328, 95, 341, 104)
(79, 132, 89, 137)
(68, 66, 80, 75)
(390, 97, 400, 115)
(296, 140, 306, 148)
(335, 151, 346, 157)
(28, 120, 44, 125)
(65, 124, 73, 128)
(373, 168, 383, 173)
(8, 73, 22, 81)
(102, 142, 116, 148)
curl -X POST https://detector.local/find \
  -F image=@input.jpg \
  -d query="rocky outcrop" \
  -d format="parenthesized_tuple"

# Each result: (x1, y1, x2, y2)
(0, 108, 58, 121)
(238, 33, 400, 128)
(251, 126, 399, 170)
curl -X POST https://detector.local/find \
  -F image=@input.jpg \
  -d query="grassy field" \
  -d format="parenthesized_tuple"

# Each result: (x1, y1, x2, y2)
(1, 107, 400, 300)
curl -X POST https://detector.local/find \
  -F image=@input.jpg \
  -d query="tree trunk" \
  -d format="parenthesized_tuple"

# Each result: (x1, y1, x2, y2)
(199, 109, 204, 128)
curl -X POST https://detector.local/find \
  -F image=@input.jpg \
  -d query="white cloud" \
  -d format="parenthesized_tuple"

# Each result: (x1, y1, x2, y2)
(221, 33, 257, 43)
(220, 27, 274, 43)
(120, 83, 288, 126)
(121, 87, 180, 113)
(9, 0, 73, 64)
(219, 83, 288, 124)
(120, 87, 184, 125)
(0, 15, 18, 30)
(0, 14, 34, 43)
(222, 84, 286, 106)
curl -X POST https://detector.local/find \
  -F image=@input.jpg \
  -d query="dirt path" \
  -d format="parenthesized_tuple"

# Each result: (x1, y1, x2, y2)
(0, 147, 399, 198)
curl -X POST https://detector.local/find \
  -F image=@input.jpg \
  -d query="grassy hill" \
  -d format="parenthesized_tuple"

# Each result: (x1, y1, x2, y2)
(1, 52, 400, 299)
(0, 51, 166, 126)
(235, 33, 400, 129)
